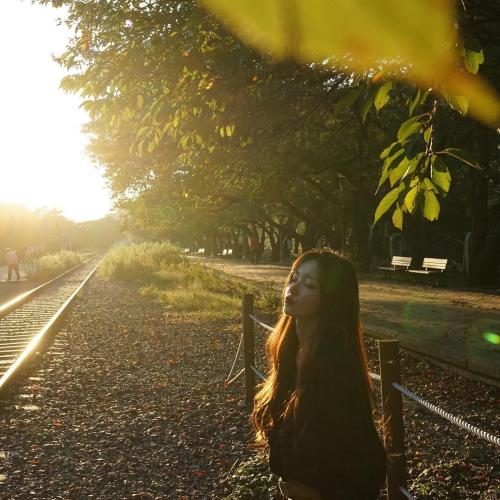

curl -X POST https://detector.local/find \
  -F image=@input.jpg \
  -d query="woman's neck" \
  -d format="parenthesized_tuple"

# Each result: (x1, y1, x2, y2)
(295, 317, 319, 350)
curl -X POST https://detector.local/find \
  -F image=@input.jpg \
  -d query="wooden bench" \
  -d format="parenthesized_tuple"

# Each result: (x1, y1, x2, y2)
(408, 258, 448, 285)
(377, 256, 412, 278)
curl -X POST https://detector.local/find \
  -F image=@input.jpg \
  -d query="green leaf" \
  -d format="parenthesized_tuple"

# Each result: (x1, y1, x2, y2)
(334, 85, 364, 112)
(137, 94, 144, 109)
(423, 189, 440, 220)
(392, 204, 403, 230)
(464, 49, 484, 74)
(219, 126, 225, 138)
(431, 157, 451, 192)
(180, 134, 191, 150)
(374, 184, 405, 224)
(423, 177, 438, 193)
(438, 148, 480, 169)
(136, 126, 150, 139)
(374, 81, 393, 111)
(397, 116, 422, 141)
(402, 132, 425, 160)
(409, 89, 421, 116)
(403, 185, 420, 214)
(444, 93, 469, 115)
(389, 158, 410, 187)
(380, 141, 400, 160)
(200, 0, 500, 126)
(376, 149, 405, 193)
(361, 86, 377, 122)
(390, 156, 420, 187)
(423, 126, 432, 144)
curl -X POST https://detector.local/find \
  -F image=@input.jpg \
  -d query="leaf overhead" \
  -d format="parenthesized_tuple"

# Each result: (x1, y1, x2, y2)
(373, 183, 405, 224)
(201, 0, 500, 126)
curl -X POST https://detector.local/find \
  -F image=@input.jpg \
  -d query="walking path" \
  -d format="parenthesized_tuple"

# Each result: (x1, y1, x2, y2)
(192, 257, 500, 385)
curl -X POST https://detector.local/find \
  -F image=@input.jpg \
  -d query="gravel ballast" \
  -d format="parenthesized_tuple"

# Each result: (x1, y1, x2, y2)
(0, 275, 498, 499)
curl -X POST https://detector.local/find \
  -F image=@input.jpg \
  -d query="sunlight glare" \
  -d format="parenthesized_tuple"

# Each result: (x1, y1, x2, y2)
(0, 0, 112, 222)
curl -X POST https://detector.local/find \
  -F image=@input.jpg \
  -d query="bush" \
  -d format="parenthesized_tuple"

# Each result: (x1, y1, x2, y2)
(30, 251, 84, 282)
(99, 242, 183, 283)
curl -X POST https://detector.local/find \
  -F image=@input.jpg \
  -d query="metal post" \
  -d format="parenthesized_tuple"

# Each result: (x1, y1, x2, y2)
(379, 340, 407, 500)
(243, 293, 255, 405)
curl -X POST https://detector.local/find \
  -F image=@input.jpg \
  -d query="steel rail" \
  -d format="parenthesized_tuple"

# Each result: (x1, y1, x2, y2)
(0, 258, 102, 397)
(0, 254, 96, 320)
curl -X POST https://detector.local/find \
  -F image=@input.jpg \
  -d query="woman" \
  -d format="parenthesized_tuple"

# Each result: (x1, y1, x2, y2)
(253, 249, 387, 499)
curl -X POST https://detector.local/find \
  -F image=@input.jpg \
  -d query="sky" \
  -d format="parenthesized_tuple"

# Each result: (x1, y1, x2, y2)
(0, 0, 113, 222)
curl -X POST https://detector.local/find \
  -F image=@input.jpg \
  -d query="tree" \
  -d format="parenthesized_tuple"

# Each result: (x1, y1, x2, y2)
(38, 0, 499, 283)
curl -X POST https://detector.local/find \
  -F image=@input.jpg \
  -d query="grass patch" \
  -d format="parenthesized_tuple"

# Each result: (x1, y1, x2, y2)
(101, 242, 280, 319)
(141, 286, 241, 320)
(30, 251, 84, 282)
(223, 453, 278, 499)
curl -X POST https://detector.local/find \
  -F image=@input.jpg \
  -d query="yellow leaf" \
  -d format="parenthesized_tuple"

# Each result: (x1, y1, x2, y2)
(201, 0, 500, 126)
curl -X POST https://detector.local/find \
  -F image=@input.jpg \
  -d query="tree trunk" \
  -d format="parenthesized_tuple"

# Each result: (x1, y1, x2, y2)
(468, 172, 490, 285)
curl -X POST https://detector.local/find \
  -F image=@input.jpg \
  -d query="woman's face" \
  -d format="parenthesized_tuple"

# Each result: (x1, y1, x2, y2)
(283, 259, 322, 319)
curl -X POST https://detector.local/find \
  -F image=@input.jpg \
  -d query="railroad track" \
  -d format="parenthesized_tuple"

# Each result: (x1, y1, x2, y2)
(0, 257, 101, 397)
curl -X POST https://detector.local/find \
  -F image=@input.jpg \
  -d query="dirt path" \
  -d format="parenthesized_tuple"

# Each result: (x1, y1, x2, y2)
(192, 257, 500, 382)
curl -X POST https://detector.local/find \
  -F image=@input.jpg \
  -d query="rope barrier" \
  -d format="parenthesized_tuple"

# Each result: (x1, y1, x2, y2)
(226, 367, 245, 386)
(399, 485, 416, 500)
(225, 331, 244, 382)
(249, 313, 274, 332)
(393, 382, 500, 447)
(247, 310, 499, 447)
(250, 364, 266, 381)
(244, 297, 499, 500)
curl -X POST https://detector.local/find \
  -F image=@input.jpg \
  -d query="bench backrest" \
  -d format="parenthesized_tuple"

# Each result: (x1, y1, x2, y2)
(222, 249, 227, 255)
(422, 258, 447, 271)
(227, 249, 233, 255)
(391, 256, 412, 268)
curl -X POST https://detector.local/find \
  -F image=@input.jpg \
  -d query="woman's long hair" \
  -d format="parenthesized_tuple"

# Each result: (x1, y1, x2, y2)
(252, 249, 374, 452)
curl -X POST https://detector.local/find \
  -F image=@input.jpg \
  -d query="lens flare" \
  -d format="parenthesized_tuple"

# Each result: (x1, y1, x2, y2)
(483, 332, 500, 345)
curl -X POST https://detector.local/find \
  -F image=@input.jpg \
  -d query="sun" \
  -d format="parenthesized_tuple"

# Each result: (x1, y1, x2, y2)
(0, 0, 112, 222)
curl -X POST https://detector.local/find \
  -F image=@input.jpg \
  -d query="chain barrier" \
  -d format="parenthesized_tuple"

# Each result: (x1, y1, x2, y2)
(250, 364, 266, 382)
(249, 313, 499, 447)
(226, 367, 245, 386)
(249, 313, 274, 332)
(243, 309, 498, 500)
(225, 330, 244, 382)
(393, 382, 500, 447)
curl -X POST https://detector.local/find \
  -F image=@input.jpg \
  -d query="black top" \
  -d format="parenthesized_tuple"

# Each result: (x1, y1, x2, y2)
(268, 413, 387, 499)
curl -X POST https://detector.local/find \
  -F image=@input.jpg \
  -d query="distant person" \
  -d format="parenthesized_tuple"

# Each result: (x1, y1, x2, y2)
(5, 248, 20, 281)
(250, 237, 260, 264)
(253, 249, 386, 499)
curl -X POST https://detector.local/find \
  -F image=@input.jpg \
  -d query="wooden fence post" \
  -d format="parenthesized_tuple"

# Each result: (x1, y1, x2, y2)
(378, 340, 407, 500)
(243, 293, 255, 405)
